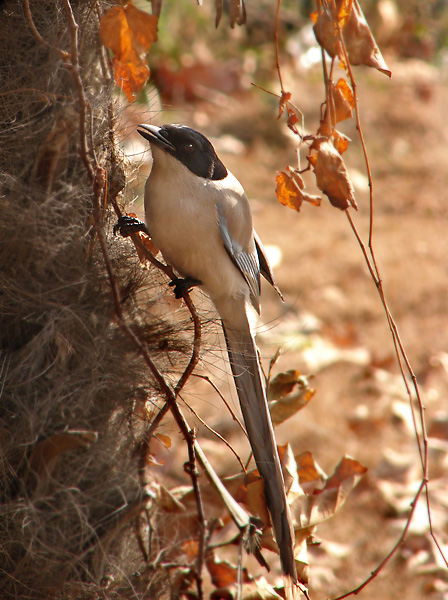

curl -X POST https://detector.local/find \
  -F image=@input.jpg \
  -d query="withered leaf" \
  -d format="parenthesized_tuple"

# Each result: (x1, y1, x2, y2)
(268, 370, 315, 426)
(332, 129, 351, 155)
(289, 455, 367, 529)
(206, 553, 251, 589)
(245, 471, 270, 527)
(277, 444, 304, 499)
(278, 90, 291, 118)
(155, 482, 186, 513)
(276, 171, 321, 212)
(295, 451, 327, 486)
(100, 2, 158, 101)
(313, 0, 391, 77)
(154, 432, 171, 448)
(27, 430, 98, 482)
(311, 140, 357, 210)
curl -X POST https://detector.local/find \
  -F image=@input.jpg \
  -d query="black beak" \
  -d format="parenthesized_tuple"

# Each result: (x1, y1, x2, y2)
(137, 124, 175, 152)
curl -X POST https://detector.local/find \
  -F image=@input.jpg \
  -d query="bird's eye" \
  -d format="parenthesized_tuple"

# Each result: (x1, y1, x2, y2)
(183, 143, 194, 153)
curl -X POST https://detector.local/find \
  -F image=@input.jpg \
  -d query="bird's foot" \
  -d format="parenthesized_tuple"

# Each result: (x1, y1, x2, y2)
(114, 215, 149, 237)
(168, 277, 202, 299)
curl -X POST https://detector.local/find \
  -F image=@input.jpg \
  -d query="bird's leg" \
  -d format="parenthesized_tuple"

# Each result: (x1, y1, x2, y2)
(114, 215, 149, 237)
(169, 277, 202, 299)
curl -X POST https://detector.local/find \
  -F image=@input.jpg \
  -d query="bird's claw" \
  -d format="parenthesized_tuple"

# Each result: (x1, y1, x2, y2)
(114, 215, 148, 237)
(168, 277, 202, 299)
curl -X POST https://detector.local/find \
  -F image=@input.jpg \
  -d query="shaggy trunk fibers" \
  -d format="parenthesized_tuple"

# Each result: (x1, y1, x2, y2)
(0, 2, 190, 597)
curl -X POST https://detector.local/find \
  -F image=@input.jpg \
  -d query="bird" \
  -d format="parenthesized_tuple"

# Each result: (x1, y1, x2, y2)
(116, 123, 297, 581)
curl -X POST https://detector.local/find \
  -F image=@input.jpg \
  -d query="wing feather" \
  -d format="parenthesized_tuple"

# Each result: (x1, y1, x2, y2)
(217, 201, 260, 312)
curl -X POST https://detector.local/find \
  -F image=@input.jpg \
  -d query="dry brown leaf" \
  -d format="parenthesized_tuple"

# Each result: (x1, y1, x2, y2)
(145, 454, 164, 466)
(319, 78, 354, 137)
(155, 482, 186, 513)
(311, 140, 357, 210)
(278, 90, 291, 118)
(276, 171, 321, 212)
(154, 432, 171, 448)
(289, 455, 367, 529)
(181, 539, 199, 561)
(333, 78, 354, 122)
(342, 0, 391, 76)
(276, 171, 303, 212)
(268, 370, 315, 426)
(313, 0, 391, 77)
(295, 451, 327, 487)
(332, 129, 351, 155)
(206, 553, 251, 589)
(245, 471, 270, 527)
(100, 2, 158, 101)
(277, 444, 304, 500)
(287, 106, 301, 135)
(210, 577, 282, 600)
(27, 430, 98, 484)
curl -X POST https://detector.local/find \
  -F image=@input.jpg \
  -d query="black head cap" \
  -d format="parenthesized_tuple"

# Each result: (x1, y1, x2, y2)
(138, 124, 228, 181)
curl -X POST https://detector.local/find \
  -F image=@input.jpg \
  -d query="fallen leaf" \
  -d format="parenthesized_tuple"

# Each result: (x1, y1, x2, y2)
(155, 482, 186, 512)
(290, 455, 367, 529)
(245, 471, 270, 527)
(206, 553, 251, 589)
(295, 451, 327, 487)
(268, 370, 315, 426)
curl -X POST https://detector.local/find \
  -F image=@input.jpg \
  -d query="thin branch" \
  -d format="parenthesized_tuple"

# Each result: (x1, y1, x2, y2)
(192, 373, 247, 436)
(61, 0, 95, 180)
(184, 398, 246, 472)
(329, 13, 448, 594)
(184, 431, 205, 599)
(333, 479, 427, 599)
(23, 0, 68, 58)
(274, 0, 284, 93)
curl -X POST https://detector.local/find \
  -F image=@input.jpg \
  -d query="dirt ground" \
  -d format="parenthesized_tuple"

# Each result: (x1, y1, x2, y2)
(125, 52, 448, 599)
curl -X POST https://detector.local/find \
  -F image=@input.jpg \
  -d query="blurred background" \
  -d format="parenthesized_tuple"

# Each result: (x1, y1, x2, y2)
(118, 1, 448, 598)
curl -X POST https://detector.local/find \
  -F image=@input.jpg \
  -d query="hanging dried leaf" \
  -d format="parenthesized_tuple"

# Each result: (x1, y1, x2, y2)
(268, 370, 315, 426)
(215, 0, 247, 28)
(276, 171, 321, 212)
(332, 129, 351, 155)
(100, 2, 158, 101)
(229, 0, 246, 28)
(287, 106, 301, 134)
(313, 0, 391, 77)
(278, 90, 291, 118)
(310, 140, 357, 210)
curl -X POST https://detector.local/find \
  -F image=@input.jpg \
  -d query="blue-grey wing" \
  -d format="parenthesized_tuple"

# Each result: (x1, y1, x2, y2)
(216, 201, 261, 312)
